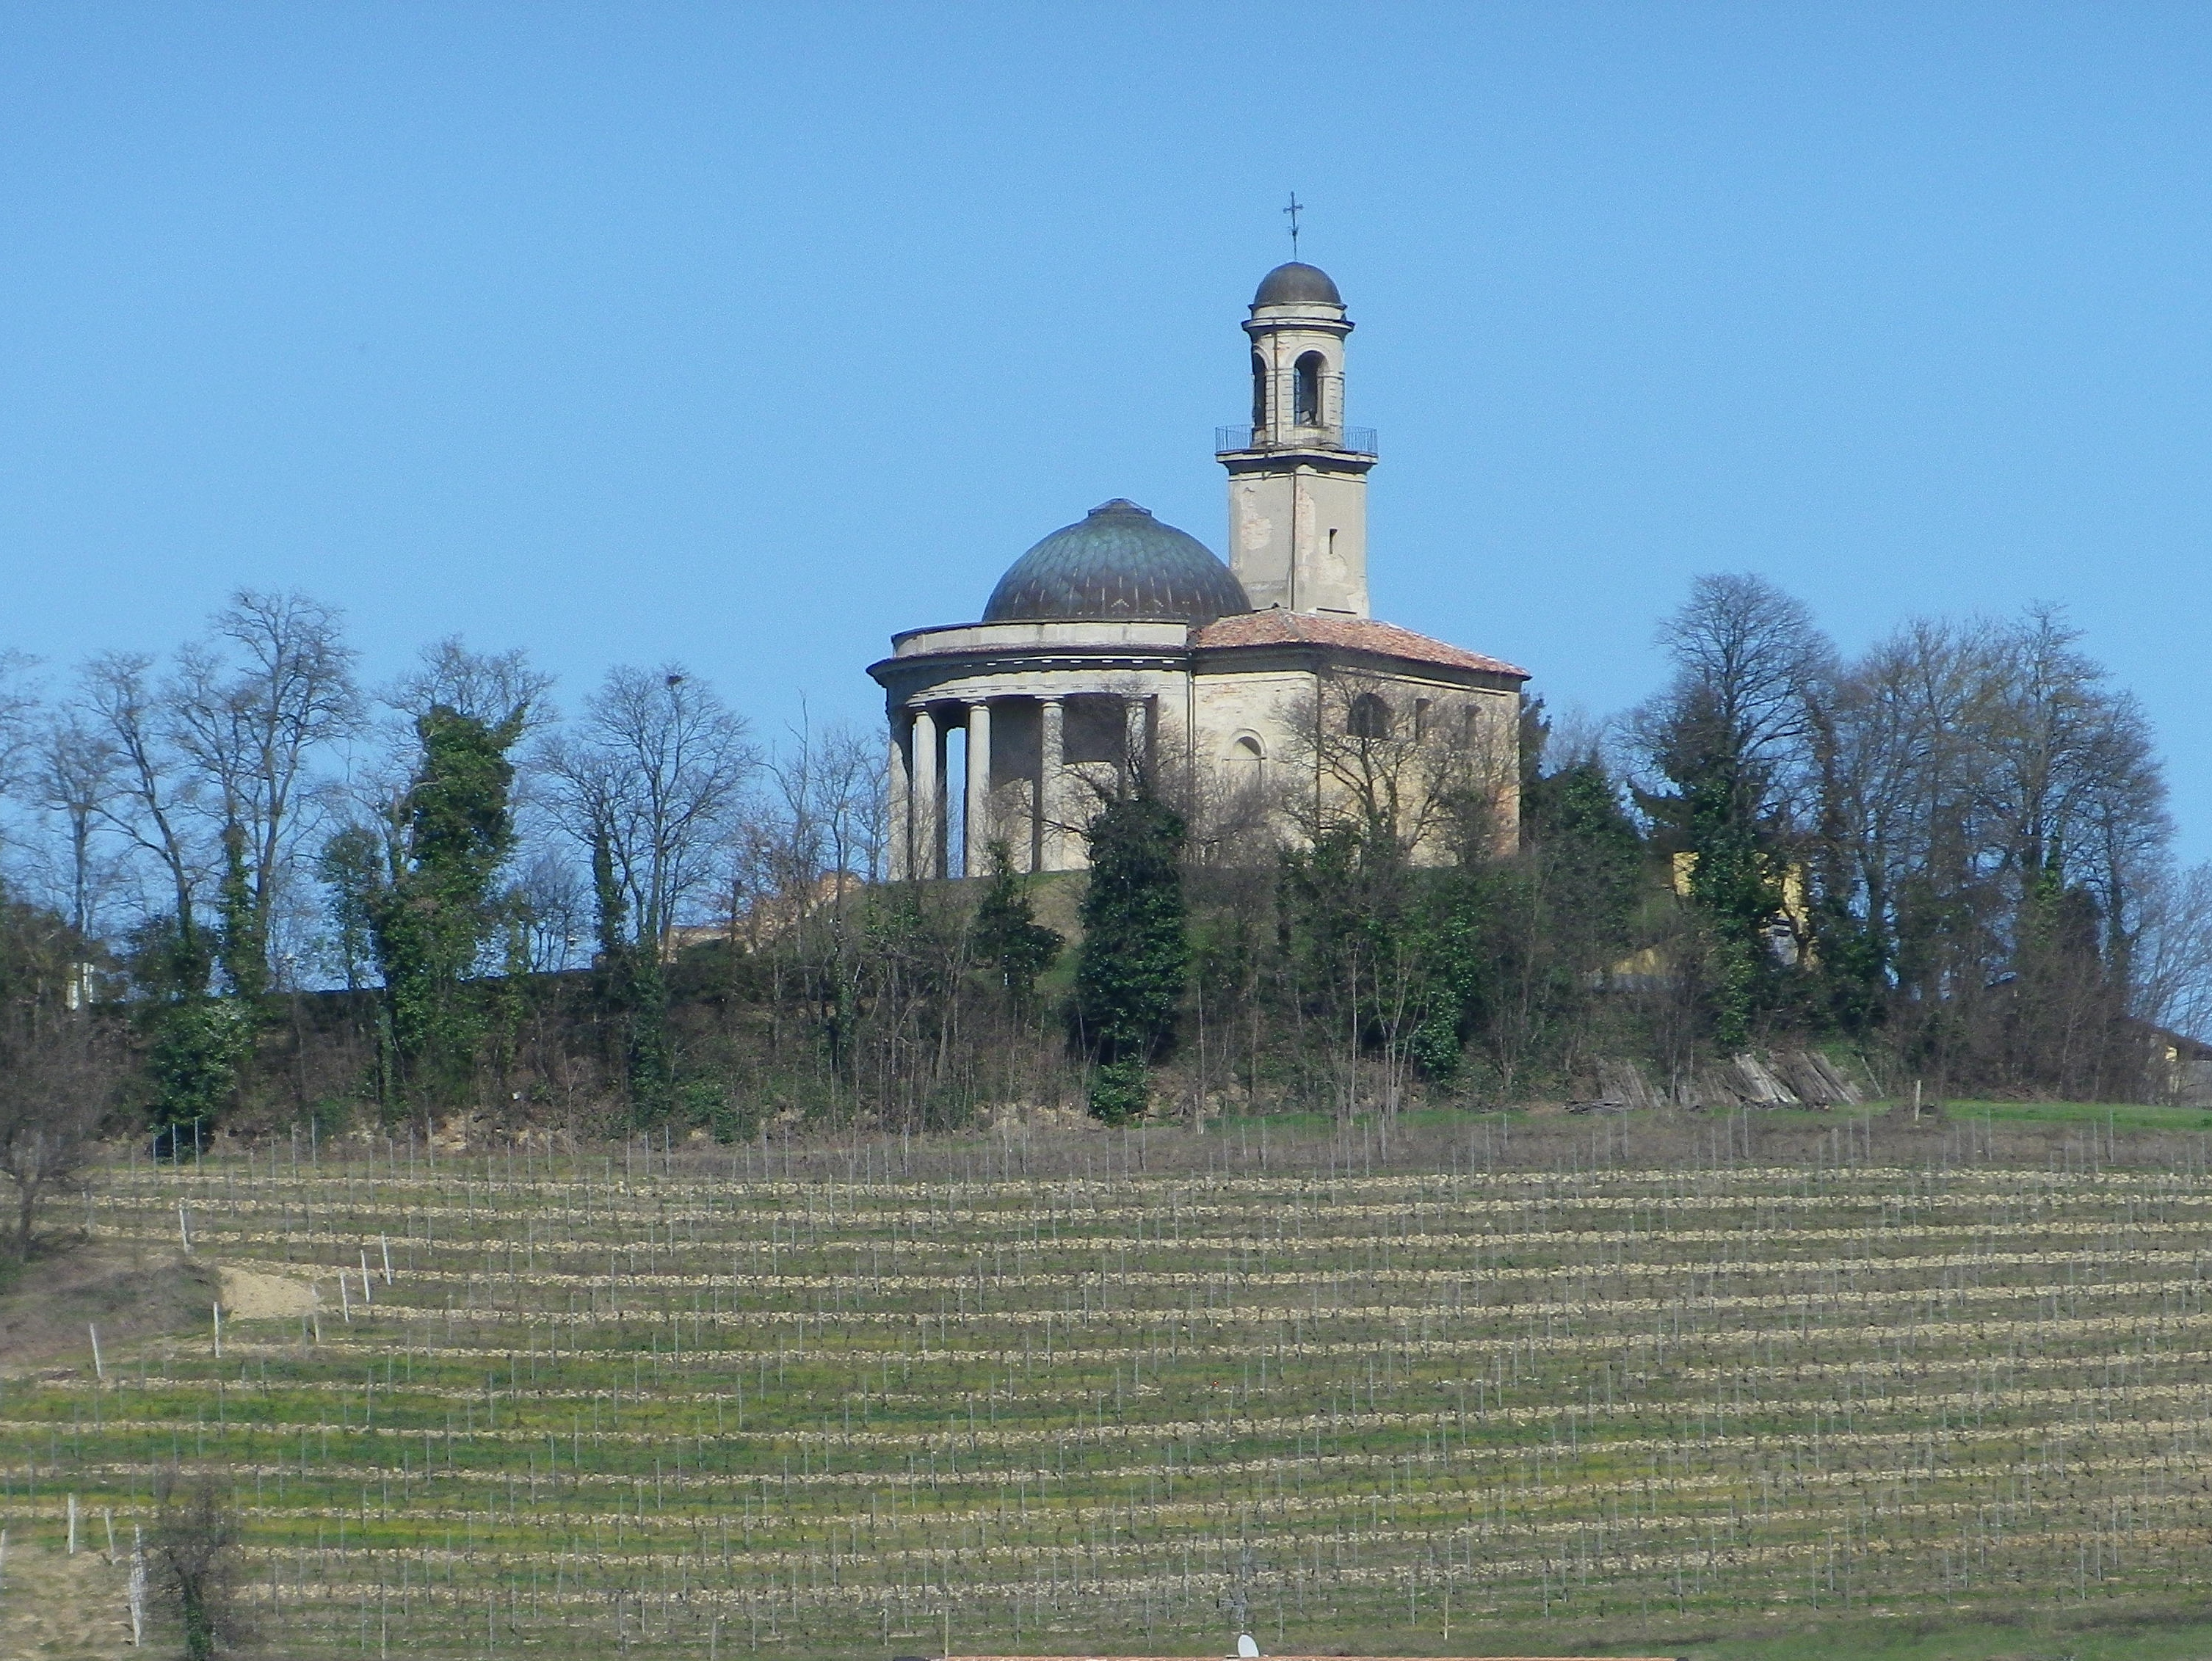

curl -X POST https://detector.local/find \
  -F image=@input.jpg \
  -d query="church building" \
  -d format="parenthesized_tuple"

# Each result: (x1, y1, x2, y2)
(869, 262, 1529, 879)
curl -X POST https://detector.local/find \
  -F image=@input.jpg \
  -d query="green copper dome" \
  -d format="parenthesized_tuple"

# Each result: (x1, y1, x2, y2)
(983, 500, 1251, 625)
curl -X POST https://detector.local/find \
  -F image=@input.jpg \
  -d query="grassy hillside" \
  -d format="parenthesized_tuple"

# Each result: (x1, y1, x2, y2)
(7, 1106, 2212, 1659)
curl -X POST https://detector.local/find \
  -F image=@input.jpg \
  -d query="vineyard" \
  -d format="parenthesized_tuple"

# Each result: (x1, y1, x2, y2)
(9, 1105, 2212, 1659)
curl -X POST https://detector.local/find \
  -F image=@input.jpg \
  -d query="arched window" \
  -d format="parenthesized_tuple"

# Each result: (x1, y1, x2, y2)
(1234, 734, 1266, 793)
(1294, 352, 1324, 426)
(1347, 692, 1392, 740)
(1251, 354, 1268, 430)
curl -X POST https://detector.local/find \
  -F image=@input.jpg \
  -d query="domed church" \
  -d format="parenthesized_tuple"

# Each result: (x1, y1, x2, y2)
(869, 263, 1529, 878)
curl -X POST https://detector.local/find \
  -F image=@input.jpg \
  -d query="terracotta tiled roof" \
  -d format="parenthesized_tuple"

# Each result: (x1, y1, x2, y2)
(1192, 609, 1528, 679)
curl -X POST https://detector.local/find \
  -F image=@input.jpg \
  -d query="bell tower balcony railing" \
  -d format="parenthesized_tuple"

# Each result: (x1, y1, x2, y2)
(1216, 424, 1377, 458)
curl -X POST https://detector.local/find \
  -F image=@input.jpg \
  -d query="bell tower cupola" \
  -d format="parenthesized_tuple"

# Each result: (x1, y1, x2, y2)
(1218, 261, 1374, 617)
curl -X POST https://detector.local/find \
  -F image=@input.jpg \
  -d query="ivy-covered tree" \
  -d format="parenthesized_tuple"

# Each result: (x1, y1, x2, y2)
(145, 997, 252, 1141)
(121, 910, 247, 1138)
(214, 821, 266, 1001)
(376, 705, 525, 1098)
(321, 702, 527, 1110)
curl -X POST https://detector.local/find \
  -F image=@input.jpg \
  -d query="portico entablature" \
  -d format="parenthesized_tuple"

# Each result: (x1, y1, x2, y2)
(869, 621, 1199, 711)
(880, 666, 1189, 710)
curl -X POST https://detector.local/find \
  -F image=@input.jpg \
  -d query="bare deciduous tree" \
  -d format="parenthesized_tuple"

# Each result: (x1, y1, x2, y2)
(0, 1014, 113, 1258)
(32, 713, 122, 941)
(1279, 669, 1512, 861)
(71, 594, 360, 996)
(540, 665, 758, 953)
(2131, 862, 2212, 1059)
(761, 716, 882, 909)
(167, 591, 363, 984)
(151, 1466, 248, 1660)
(514, 847, 590, 973)
(1807, 606, 2176, 1092)
(80, 650, 208, 976)
(1640, 571, 1831, 819)
(535, 666, 755, 1121)
(385, 635, 556, 732)
(0, 649, 41, 813)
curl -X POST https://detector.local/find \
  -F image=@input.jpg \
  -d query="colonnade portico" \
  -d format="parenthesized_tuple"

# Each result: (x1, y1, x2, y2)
(885, 689, 1157, 880)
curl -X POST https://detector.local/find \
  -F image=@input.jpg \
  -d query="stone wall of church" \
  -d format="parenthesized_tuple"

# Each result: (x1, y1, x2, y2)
(878, 639, 1521, 879)
(1186, 665, 1519, 863)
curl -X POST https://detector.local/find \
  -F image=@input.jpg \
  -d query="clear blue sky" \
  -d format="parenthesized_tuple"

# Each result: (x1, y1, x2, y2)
(6, 5, 2212, 851)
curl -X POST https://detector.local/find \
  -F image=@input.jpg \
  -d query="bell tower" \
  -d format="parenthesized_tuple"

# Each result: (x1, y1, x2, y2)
(1217, 262, 1374, 616)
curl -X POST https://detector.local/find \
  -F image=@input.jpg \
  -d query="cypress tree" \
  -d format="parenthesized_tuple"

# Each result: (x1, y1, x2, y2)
(1075, 792, 1187, 1122)
(970, 840, 1062, 1010)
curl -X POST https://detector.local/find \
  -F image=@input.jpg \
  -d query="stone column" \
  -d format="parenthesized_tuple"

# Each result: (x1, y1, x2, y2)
(910, 705, 940, 879)
(1037, 697, 1064, 873)
(885, 710, 912, 881)
(962, 699, 992, 879)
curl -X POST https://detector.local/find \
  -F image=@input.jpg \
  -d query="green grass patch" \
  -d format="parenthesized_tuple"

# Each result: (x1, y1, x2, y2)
(1889, 1097, 2212, 1134)
(1689, 1609, 2212, 1661)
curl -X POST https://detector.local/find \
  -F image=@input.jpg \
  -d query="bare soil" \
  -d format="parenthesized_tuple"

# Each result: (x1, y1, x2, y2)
(216, 1264, 318, 1320)
(0, 1536, 138, 1660)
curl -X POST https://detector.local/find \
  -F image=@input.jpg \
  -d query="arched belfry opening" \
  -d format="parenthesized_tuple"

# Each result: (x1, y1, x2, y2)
(1250, 353, 1268, 429)
(1294, 352, 1324, 427)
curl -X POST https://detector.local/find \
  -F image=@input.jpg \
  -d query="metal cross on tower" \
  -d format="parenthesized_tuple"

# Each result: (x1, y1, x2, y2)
(1283, 192, 1304, 257)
